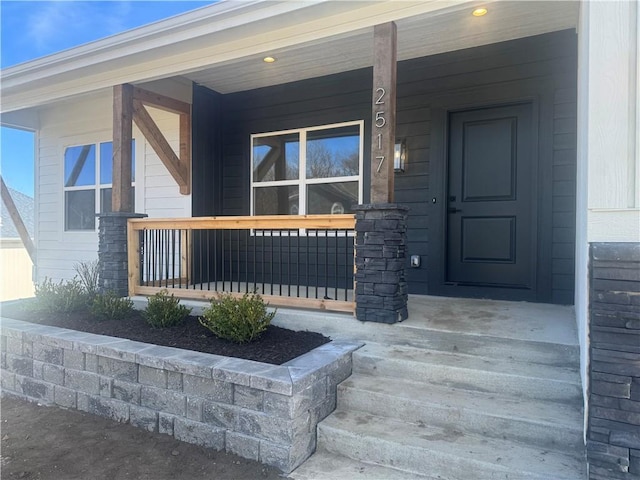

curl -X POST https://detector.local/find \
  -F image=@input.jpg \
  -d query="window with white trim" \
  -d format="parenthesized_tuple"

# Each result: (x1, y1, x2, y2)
(251, 121, 363, 216)
(63, 141, 135, 231)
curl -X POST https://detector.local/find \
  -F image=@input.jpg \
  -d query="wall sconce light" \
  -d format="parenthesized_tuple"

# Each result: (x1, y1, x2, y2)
(394, 140, 407, 173)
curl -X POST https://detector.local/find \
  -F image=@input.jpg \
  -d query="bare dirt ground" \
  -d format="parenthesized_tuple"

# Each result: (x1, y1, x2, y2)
(1, 396, 288, 480)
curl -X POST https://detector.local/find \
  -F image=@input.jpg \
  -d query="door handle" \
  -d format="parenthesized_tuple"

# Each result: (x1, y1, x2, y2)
(448, 207, 462, 213)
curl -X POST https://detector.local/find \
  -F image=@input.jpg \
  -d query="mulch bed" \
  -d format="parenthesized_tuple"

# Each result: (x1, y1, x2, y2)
(1, 301, 330, 365)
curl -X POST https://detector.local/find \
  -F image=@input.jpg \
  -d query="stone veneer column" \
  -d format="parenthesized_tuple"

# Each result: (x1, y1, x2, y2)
(98, 212, 147, 297)
(587, 242, 640, 480)
(353, 204, 408, 323)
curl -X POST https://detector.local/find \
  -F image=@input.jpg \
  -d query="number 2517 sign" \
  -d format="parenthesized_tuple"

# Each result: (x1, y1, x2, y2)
(375, 87, 386, 174)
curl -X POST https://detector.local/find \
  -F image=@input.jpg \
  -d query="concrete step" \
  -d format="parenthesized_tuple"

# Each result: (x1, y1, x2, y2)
(353, 342, 582, 403)
(319, 410, 586, 480)
(290, 450, 435, 480)
(272, 307, 580, 368)
(338, 373, 584, 453)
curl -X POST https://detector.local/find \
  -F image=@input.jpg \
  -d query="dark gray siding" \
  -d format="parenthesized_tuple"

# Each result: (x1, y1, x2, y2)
(192, 29, 577, 304)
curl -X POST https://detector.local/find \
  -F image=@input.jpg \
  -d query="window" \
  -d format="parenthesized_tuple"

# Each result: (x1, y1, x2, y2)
(64, 141, 135, 231)
(251, 121, 362, 216)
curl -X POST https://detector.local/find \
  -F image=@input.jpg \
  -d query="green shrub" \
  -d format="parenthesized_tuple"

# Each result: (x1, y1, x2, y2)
(199, 292, 275, 343)
(90, 291, 134, 321)
(33, 277, 88, 313)
(74, 260, 100, 299)
(143, 289, 191, 328)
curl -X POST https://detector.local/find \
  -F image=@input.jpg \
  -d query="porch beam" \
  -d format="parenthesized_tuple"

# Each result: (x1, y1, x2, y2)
(112, 84, 134, 212)
(370, 22, 397, 204)
(132, 99, 190, 194)
(132, 87, 191, 115)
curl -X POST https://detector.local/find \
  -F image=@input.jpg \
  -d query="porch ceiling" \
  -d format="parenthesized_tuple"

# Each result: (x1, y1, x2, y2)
(0, 0, 578, 121)
(184, 1, 578, 95)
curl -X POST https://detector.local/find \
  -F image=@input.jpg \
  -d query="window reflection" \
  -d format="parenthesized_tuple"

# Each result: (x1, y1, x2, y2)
(64, 145, 95, 187)
(306, 125, 359, 179)
(253, 134, 299, 182)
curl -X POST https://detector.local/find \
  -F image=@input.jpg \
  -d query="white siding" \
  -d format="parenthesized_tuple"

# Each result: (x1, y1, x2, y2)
(35, 90, 191, 283)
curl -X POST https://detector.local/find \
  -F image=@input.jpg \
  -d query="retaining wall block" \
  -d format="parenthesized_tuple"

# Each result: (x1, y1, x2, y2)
(138, 365, 168, 388)
(97, 357, 137, 382)
(65, 369, 101, 395)
(226, 431, 260, 461)
(182, 374, 233, 403)
(42, 364, 65, 386)
(63, 349, 85, 370)
(158, 413, 175, 436)
(174, 417, 225, 450)
(54, 385, 77, 408)
(15, 375, 54, 402)
(202, 401, 237, 429)
(130, 405, 159, 432)
(112, 379, 141, 404)
(234, 385, 264, 411)
(140, 385, 186, 416)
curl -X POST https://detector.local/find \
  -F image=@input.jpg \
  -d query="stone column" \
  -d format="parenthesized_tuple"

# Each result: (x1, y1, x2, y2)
(97, 212, 147, 297)
(354, 203, 408, 323)
(587, 242, 640, 479)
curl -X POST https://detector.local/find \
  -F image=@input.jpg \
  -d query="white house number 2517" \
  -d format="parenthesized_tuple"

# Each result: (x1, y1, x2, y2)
(375, 87, 386, 173)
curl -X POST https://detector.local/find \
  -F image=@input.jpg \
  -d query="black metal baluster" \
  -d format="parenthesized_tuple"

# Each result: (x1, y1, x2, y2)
(237, 229, 241, 293)
(324, 230, 329, 299)
(335, 230, 338, 301)
(287, 230, 291, 297)
(221, 229, 226, 291)
(244, 230, 249, 293)
(213, 229, 217, 292)
(261, 230, 265, 295)
(306, 231, 310, 299)
(296, 230, 300, 298)
(315, 230, 319, 299)
(178, 230, 182, 289)
(165, 230, 170, 288)
(206, 229, 210, 291)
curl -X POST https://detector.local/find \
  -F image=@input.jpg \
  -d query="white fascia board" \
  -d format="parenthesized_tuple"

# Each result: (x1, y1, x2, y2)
(1, 0, 473, 113)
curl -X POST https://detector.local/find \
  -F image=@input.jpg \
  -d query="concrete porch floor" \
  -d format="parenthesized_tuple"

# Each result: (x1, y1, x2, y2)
(256, 294, 579, 349)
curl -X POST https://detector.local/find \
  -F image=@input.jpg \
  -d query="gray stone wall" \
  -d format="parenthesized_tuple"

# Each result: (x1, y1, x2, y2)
(354, 204, 408, 323)
(98, 213, 146, 297)
(588, 242, 640, 480)
(0, 318, 359, 473)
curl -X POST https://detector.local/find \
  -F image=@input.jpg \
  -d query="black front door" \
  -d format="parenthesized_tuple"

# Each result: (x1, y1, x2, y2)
(446, 103, 536, 292)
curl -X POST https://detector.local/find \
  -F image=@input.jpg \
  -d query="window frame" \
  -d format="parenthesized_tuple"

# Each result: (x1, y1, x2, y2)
(63, 139, 136, 232)
(250, 120, 364, 217)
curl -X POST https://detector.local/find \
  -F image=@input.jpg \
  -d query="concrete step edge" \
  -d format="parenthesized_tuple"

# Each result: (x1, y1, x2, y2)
(319, 410, 586, 480)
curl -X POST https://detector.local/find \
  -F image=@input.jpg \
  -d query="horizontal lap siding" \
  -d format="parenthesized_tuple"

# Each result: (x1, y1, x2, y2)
(218, 69, 372, 216)
(395, 29, 577, 301)
(193, 30, 577, 303)
(35, 93, 189, 284)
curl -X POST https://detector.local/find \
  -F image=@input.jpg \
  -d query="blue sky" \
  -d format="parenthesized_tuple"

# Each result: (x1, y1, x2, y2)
(1, 0, 215, 196)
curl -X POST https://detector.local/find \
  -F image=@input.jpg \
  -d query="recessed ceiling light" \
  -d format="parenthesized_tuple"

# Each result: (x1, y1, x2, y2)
(472, 7, 488, 16)
(263, 56, 276, 63)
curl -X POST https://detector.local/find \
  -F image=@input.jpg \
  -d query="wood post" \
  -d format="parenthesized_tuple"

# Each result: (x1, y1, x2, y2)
(112, 84, 134, 212)
(370, 22, 398, 204)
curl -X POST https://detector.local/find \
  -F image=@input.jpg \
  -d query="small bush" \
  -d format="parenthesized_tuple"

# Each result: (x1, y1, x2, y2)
(143, 290, 191, 328)
(91, 291, 133, 321)
(74, 260, 100, 299)
(33, 277, 89, 313)
(199, 292, 275, 343)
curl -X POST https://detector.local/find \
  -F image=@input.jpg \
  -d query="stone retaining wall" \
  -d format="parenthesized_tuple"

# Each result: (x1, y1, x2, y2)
(588, 242, 640, 480)
(0, 318, 359, 473)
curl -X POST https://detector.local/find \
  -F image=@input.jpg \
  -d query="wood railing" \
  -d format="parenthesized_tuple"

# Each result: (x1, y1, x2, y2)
(127, 215, 356, 312)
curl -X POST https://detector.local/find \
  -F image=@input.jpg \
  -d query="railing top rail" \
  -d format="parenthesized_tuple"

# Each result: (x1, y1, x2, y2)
(128, 214, 356, 230)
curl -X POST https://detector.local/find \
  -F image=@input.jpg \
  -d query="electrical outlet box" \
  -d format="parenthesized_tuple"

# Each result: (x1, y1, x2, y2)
(410, 255, 421, 268)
